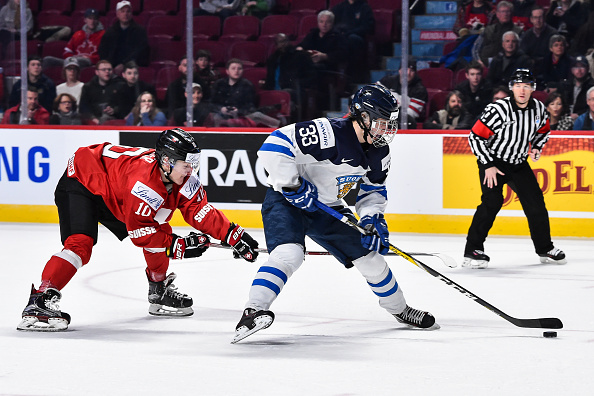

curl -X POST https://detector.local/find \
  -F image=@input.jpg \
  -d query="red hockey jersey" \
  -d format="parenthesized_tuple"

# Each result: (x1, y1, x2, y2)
(66, 143, 231, 253)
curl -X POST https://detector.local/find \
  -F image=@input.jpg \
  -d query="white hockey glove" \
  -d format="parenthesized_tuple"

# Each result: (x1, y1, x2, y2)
(359, 214, 390, 255)
(167, 232, 210, 260)
(225, 223, 259, 262)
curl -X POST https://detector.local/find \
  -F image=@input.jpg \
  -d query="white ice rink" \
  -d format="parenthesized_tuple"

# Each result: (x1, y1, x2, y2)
(0, 223, 593, 395)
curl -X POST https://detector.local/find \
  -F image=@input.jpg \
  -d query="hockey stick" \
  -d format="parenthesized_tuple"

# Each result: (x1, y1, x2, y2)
(207, 242, 457, 267)
(314, 201, 563, 330)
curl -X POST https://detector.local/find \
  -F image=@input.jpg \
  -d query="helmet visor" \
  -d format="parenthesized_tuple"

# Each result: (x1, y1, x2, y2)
(185, 152, 201, 172)
(369, 116, 398, 147)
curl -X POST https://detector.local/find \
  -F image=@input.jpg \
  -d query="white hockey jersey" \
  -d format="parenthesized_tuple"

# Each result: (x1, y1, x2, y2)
(258, 117, 391, 218)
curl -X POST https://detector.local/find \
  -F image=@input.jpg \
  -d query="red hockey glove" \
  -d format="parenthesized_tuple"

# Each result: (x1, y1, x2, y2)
(167, 232, 210, 260)
(225, 223, 259, 262)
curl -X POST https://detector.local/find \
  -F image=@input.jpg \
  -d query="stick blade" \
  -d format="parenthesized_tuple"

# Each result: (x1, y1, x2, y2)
(539, 317, 563, 329)
(510, 316, 563, 329)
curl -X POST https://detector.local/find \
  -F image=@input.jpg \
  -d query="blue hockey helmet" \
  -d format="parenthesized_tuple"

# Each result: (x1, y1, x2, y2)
(350, 84, 400, 147)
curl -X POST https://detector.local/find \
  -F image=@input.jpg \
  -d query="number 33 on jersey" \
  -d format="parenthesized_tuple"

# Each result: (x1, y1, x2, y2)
(258, 117, 391, 210)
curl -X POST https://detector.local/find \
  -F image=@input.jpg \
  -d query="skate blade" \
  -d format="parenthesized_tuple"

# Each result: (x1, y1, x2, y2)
(539, 257, 567, 265)
(231, 314, 274, 344)
(17, 316, 68, 332)
(148, 304, 194, 317)
(395, 318, 441, 331)
(462, 258, 488, 269)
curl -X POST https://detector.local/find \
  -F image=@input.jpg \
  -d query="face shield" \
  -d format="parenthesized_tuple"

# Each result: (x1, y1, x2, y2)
(168, 151, 201, 175)
(368, 109, 399, 147)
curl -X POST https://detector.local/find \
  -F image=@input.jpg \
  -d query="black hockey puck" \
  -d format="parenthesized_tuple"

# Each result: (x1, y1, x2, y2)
(543, 331, 557, 338)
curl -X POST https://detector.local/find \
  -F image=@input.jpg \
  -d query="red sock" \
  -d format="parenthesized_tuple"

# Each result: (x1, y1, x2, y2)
(40, 255, 78, 291)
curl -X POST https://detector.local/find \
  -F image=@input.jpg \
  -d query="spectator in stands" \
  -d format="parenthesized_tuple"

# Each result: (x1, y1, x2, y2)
(423, 90, 474, 130)
(211, 58, 257, 124)
(2, 87, 49, 125)
(560, 55, 594, 119)
(211, 58, 280, 127)
(194, 0, 241, 20)
(297, 10, 348, 74)
(9, 55, 57, 113)
(509, 0, 534, 31)
(477, 1, 523, 66)
(110, 61, 156, 120)
(125, 92, 166, 126)
(49, 93, 82, 125)
(486, 31, 532, 87)
(545, 91, 574, 130)
(454, 60, 492, 121)
(569, 10, 594, 57)
(331, 0, 375, 82)
(56, 57, 84, 105)
(195, 50, 220, 93)
(172, 83, 212, 127)
(263, 33, 317, 116)
(537, 35, 572, 91)
(453, 0, 494, 36)
(79, 60, 121, 124)
(0, 0, 33, 59)
(377, 59, 428, 121)
(242, 0, 273, 19)
(546, 0, 587, 44)
(98, 1, 149, 76)
(572, 86, 594, 130)
(167, 56, 210, 118)
(59, 8, 105, 69)
(492, 85, 511, 101)
(520, 6, 556, 66)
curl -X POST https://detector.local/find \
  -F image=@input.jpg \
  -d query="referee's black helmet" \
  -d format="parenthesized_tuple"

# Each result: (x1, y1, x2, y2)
(508, 69, 536, 90)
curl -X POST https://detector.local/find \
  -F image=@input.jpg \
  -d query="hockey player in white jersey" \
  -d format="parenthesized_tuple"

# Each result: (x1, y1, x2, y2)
(232, 84, 439, 343)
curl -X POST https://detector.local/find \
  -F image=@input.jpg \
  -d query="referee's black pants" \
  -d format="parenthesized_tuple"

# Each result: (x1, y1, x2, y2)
(465, 160, 554, 255)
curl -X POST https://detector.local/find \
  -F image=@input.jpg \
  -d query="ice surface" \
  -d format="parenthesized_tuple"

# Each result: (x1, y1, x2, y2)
(1, 223, 593, 395)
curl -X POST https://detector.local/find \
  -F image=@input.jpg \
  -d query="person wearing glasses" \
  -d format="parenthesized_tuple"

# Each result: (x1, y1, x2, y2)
(125, 92, 166, 126)
(79, 60, 121, 124)
(49, 93, 82, 125)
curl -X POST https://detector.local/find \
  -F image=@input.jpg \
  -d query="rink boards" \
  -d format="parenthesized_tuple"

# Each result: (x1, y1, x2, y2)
(1, 125, 593, 237)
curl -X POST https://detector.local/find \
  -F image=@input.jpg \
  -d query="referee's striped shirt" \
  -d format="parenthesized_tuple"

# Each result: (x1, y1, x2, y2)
(469, 97, 550, 167)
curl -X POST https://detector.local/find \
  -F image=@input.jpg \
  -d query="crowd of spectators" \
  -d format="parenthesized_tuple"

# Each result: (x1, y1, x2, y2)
(1, 1, 593, 130)
(432, 0, 594, 130)
(0, 0, 387, 127)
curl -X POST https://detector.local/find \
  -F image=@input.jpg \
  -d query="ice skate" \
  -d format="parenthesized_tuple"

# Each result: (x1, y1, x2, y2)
(462, 250, 490, 269)
(394, 305, 440, 330)
(539, 248, 567, 264)
(231, 308, 275, 344)
(147, 272, 193, 316)
(17, 285, 71, 332)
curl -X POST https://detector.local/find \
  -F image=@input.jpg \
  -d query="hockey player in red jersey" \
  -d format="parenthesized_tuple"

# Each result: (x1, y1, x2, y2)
(18, 128, 259, 331)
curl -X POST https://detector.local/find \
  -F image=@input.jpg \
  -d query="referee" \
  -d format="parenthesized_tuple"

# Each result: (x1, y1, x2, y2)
(463, 69, 566, 268)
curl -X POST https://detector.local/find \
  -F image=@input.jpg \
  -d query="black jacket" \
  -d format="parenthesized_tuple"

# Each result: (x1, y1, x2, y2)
(98, 20, 149, 67)
(561, 75, 594, 115)
(109, 80, 156, 119)
(487, 49, 533, 87)
(79, 76, 121, 119)
(331, 0, 375, 38)
(9, 74, 56, 113)
(297, 28, 348, 71)
(211, 77, 256, 115)
(454, 79, 492, 121)
(263, 46, 316, 91)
